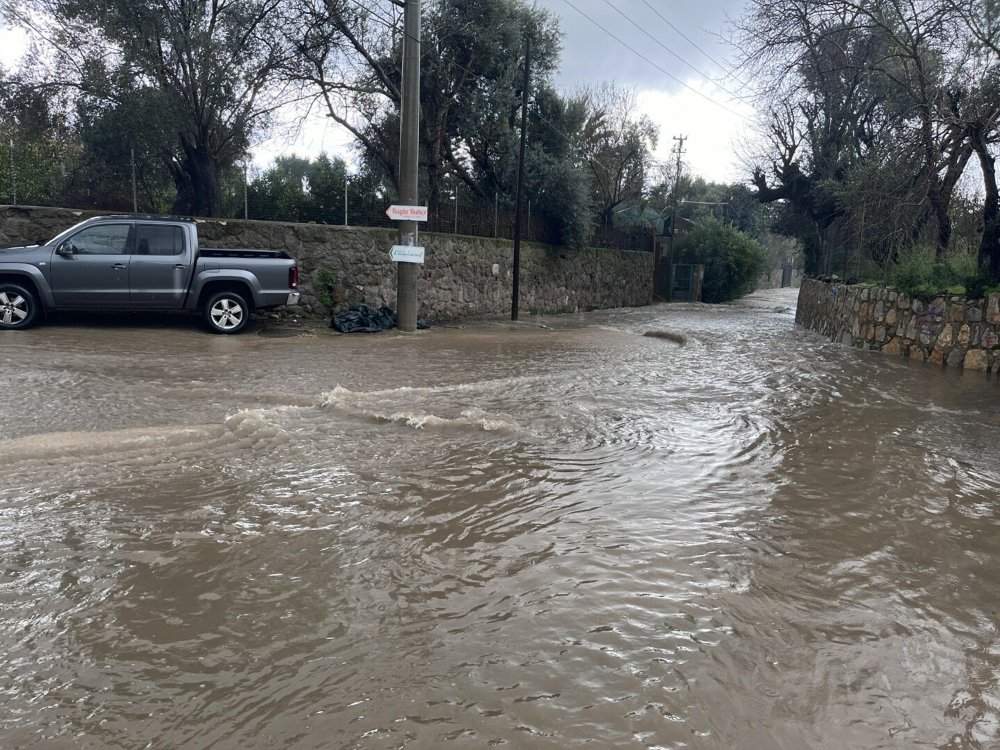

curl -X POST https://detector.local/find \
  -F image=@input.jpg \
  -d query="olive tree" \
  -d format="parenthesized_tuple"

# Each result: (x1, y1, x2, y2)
(2, 0, 306, 216)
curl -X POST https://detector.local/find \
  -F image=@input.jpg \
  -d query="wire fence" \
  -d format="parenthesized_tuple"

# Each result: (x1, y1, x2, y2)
(0, 151, 655, 253)
(238, 180, 655, 251)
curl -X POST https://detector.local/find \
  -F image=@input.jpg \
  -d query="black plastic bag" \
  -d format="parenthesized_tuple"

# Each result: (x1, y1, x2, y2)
(331, 305, 429, 333)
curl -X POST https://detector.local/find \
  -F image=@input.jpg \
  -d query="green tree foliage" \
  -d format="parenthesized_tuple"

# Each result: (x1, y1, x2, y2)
(3, 0, 303, 216)
(248, 153, 349, 223)
(523, 87, 595, 247)
(70, 90, 177, 212)
(645, 173, 775, 241)
(296, 0, 557, 199)
(674, 219, 770, 303)
(681, 179, 771, 238)
(0, 71, 74, 205)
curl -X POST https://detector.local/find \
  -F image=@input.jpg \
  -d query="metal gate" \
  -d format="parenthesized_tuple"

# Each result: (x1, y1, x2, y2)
(670, 264, 696, 301)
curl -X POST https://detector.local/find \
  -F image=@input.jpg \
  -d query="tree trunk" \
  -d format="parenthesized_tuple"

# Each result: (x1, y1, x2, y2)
(933, 193, 953, 257)
(928, 137, 974, 259)
(972, 128, 1000, 283)
(171, 136, 222, 217)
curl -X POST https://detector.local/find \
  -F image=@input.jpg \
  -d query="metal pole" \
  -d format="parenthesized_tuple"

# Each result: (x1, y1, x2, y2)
(344, 173, 348, 226)
(9, 138, 16, 206)
(131, 145, 138, 213)
(511, 35, 530, 321)
(395, 0, 420, 332)
(453, 189, 458, 233)
(494, 191, 498, 238)
(243, 163, 249, 219)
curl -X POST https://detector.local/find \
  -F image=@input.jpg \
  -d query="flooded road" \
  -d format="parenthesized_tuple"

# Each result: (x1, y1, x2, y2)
(1, 288, 999, 749)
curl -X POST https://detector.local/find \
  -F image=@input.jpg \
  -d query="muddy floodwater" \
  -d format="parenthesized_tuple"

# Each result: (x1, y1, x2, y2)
(1, 288, 999, 749)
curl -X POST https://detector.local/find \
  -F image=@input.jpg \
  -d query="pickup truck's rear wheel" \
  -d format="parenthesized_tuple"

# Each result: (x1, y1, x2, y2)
(0, 283, 39, 330)
(204, 291, 250, 334)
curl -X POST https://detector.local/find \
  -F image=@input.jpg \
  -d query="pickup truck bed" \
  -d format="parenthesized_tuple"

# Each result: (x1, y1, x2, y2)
(199, 248, 293, 259)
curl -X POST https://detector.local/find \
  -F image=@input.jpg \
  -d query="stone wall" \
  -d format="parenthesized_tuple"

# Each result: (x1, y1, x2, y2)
(0, 205, 652, 321)
(797, 277, 1000, 374)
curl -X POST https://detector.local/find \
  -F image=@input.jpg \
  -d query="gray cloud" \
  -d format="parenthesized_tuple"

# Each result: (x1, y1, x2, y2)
(535, 0, 747, 96)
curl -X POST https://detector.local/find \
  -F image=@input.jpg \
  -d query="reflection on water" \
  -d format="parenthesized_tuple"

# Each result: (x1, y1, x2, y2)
(1, 288, 999, 749)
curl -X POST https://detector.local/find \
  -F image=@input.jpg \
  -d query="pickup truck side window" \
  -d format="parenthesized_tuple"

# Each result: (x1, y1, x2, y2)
(70, 224, 131, 255)
(135, 225, 185, 256)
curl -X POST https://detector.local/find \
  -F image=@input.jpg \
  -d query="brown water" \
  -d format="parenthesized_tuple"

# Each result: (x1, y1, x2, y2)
(1, 288, 999, 749)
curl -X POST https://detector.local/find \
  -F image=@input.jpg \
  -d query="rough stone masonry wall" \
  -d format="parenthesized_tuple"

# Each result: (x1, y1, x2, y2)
(796, 277, 1000, 374)
(0, 205, 652, 321)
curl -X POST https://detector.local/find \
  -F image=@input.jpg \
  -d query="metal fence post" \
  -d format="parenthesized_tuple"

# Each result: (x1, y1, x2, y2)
(131, 144, 138, 213)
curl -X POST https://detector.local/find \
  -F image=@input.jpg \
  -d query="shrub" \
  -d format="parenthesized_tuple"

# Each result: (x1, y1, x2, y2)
(673, 218, 770, 303)
(889, 246, 936, 293)
(315, 268, 337, 309)
(890, 246, 987, 300)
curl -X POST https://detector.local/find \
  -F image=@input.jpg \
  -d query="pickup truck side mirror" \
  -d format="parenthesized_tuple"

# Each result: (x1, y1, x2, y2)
(56, 242, 76, 257)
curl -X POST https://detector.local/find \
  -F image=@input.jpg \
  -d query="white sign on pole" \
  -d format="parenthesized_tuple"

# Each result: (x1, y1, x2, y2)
(390, 245, 425, 264)
(386, 205, 429, 222)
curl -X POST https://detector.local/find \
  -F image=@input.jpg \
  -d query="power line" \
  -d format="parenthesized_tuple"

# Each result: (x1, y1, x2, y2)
(597, 0, 748, 104)
(557, 0, 751, 121)
(637, 0, 753, 89)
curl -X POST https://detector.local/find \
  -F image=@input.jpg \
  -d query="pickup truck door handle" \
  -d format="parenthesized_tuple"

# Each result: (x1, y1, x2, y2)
(111, 263, 127, 270)
(173, 265, 187, 270)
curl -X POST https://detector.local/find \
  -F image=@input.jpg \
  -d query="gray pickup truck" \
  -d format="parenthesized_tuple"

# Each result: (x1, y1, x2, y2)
(0, 215, 299, 334)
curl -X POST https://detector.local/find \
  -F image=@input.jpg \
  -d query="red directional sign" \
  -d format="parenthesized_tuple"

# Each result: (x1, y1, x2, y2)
(385, 204, 428, 222)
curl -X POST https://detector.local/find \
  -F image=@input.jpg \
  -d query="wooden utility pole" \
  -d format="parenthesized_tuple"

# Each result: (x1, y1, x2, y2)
(511, 34, 531, 321)
(669, 135, 687, 250)
(396, 0, 421, 332)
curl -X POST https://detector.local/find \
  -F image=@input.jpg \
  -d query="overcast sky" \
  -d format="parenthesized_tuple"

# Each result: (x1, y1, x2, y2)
(540, 0, 744, 91)
(1, 1, 755, 184)
(535, 0, 753, 183)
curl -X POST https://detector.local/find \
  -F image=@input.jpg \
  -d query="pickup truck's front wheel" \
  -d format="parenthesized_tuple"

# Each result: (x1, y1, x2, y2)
(0, 283, 39, 330)
(204, 291, 250, 334)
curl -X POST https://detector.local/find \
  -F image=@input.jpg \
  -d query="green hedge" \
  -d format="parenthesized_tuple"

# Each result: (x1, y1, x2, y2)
(674, 218, 769, 303)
